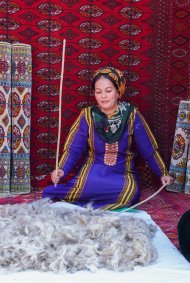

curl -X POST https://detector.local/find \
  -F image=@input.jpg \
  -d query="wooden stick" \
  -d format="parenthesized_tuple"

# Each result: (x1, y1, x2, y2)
(55, 39, 66, 186)
(119, 183, 167, 212)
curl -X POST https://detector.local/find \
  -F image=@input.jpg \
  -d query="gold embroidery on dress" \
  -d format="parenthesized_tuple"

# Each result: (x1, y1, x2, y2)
(104, 142, 118, 166)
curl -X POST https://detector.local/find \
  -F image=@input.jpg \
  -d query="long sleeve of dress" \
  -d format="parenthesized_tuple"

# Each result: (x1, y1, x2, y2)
(133, 109, 168, 177)
(58, 109, 89, 176)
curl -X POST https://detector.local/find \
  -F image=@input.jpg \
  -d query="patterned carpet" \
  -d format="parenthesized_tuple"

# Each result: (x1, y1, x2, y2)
(0, 1, 189, 191)
(139, 186, 190, 249)
(0, 185, 189, 250)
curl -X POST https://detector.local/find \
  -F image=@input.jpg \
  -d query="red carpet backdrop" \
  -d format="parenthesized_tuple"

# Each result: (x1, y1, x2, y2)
(0, 0, 189, 191)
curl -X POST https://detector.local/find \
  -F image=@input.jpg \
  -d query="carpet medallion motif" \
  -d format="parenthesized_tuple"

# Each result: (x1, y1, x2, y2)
(0, 42, 32, 196)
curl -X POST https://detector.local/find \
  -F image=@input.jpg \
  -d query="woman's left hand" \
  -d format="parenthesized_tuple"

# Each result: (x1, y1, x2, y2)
(161, 175, 174, 186)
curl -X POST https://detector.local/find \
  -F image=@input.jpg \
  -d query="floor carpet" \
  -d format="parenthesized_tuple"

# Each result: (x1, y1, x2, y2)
(0, 187, 190, 250)
(139, 187, 190, 249)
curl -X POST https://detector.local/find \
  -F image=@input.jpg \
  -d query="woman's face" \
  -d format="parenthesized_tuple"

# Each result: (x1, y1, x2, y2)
(94, 77, 119, 115)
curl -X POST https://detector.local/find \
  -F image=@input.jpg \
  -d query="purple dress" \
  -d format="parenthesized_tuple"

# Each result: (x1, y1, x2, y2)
(42, 104, 167, 210)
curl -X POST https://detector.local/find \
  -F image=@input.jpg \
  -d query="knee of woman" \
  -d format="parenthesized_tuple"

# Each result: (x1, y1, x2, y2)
(42, 186, 52, 198)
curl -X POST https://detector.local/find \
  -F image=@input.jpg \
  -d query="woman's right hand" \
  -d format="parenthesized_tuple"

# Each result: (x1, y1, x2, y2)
(51, 169, 64, 185)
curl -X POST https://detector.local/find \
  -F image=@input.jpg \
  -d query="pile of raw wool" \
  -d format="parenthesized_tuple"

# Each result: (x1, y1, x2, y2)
(0, 199, 157, 273)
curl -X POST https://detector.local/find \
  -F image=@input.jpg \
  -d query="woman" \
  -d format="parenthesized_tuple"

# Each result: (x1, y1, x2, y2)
(42, 66, 173, 210)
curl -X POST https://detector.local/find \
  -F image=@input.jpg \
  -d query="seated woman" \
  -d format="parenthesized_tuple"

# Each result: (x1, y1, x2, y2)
(42, 66, 173, 210)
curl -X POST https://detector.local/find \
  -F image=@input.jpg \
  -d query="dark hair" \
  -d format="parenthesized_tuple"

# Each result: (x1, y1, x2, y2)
(91, 74, 119, 92)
